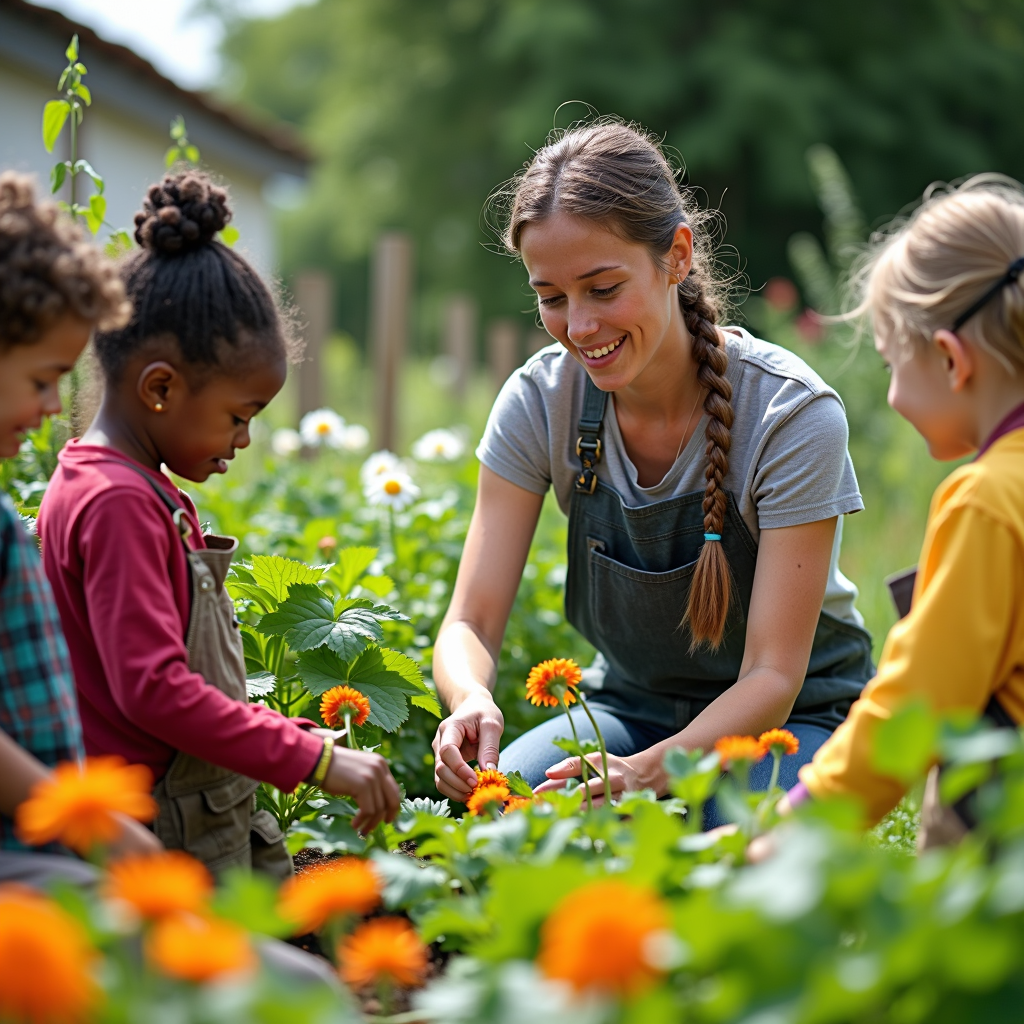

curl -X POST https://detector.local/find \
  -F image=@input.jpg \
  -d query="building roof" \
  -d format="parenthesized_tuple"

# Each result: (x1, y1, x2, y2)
(0, 0, 310, 178)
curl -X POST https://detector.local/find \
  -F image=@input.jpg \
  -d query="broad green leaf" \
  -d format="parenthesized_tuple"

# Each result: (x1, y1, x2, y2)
(359, 574, 394, 598)
(418, 899, 489, 946)
(74, 160, 103, 192)
(85, 194, 105, 235)
(331, 545, 378, 595)
(551, 736, 599, 757)
(246, 671, 276, 699)
(290, 813, 366, 855)
(211, 869, 292, 937)
(505, 771, 534, 798)
(42, 100, 70, 153)
(104, 229, 132, 259)
(65, 34, 79, 61)
(256, 583, 340, 650)
(241, 627, 268, 674)
(72, 82, 91, 105)
(412, 693, 443, 717)
(370, 849, 447, 908)
(248, 554, 324, 604)
(871, 699, 938, 783)
(219, 225, 240, 247)
(50, 161, 68, 194)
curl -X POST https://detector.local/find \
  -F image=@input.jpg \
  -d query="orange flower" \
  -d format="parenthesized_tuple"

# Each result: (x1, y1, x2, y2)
(465, 783, 510, 816)
(339, 917, 429, 990)
(16, 756, 156, 855)
(474, 767, 509, 789)
(503, 796, 534, 813)
(320, 685, 372, 729)
(147, 912, 255, 982)
(104, 851, 212, 920)
(526, 658, 582, 708)
(759, 728, 799, 757)
(538, 879, 670, 997)
(0, 885, 99, 1024)
(713, 735, 767, 767)
(278, 857, 381, 933)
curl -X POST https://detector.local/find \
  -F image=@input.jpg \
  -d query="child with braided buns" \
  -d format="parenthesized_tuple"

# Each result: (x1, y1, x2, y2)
(431, 120, 873, 827)
(37, 172, 399, 876)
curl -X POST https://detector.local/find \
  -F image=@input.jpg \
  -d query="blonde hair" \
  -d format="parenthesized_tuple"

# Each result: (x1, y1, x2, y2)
(492, 119, 736, 649)
(854, 175, 1024, 372)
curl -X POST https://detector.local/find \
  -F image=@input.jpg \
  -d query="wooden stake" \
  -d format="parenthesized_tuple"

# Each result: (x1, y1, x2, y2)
(370, 233, 413, 452)
(487, 318, 520, 393)
(442, 293, 476, 403)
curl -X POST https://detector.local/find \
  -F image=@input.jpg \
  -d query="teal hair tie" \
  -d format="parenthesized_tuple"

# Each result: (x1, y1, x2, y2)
(704, 533, 722, 542)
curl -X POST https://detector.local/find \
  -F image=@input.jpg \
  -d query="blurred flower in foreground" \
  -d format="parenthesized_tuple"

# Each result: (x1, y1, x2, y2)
(341, 423, 371, 452)
(104, 851, 212, 920)
(759, 728, 799, 758)
(365, 468, 420, 512)
(147, 912, 255, 982)
(278, 858, 381, 934)
(504, 795, 534, 813)
(339, 917, 429, 990)
(360, 449, 401, 484)
(412, 427, 466, 463)
(300, 408, 346, 448)
(271, 427, 302, 456)
(713, 735, 767, 768)
(763, 276, 799, 312)
(538, 879, 671, 997)
(466, 783, 510, 817)
(320, 684, 372, 728)
(16, 756, 155, 854)
(526, 658, 582, 708)
(0, 885, 99, 1023)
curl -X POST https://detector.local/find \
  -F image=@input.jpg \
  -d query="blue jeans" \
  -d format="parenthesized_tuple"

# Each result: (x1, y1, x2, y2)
(499, 707, 832, 830)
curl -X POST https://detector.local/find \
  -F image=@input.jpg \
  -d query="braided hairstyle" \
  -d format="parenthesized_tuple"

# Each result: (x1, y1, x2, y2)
(94, 171, 295, 383)
(497, 120, 736, 649)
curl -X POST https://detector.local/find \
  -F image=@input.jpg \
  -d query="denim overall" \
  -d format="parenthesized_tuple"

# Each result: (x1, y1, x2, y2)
(565, 378, 873, 737)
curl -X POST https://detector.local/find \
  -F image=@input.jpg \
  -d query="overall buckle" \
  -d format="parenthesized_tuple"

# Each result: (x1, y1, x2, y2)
(574, 436, 602, 494)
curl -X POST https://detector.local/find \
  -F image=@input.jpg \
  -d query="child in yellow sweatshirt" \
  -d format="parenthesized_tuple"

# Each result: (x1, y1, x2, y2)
(788, 177, 1024, 834)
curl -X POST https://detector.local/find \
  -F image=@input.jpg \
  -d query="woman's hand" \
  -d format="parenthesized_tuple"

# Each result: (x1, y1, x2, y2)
(534, 751, 646, 805)
(432, 693, 505, 800)
(322, 746, 402, 834)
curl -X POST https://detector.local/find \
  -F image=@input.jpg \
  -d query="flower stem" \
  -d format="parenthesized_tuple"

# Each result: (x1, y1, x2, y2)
(388, 506, 398, 562)
(565, 707, 592, 811)
(578, 694, 612, 804)
(345, 711, 357, 750)
(768, 750, 781, 794)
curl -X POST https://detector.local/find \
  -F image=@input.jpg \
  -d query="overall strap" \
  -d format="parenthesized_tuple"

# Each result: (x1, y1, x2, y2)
(104, 459, 193, 553)
(575, 376, 608, 495)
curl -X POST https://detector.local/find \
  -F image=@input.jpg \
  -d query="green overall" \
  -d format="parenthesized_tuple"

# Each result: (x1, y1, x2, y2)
(126, 466, 292, 880)
(565, 378, 874, 732)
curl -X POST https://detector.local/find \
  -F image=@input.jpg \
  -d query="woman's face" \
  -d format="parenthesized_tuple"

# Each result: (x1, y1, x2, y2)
(520, 212, 691, 391)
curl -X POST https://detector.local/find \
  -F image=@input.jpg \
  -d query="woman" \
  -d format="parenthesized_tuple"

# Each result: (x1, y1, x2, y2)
(431, 121, 873, 825)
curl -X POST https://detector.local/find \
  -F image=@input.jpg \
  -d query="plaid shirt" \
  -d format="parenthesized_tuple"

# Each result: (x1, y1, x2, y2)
(0, 493, 83, 851)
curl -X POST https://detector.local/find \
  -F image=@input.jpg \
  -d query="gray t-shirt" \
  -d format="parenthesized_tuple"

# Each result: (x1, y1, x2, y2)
(477, 327, 866, 625)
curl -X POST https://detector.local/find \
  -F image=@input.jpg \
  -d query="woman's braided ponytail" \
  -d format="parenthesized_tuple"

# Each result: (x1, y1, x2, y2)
(496, 117, 738, 649)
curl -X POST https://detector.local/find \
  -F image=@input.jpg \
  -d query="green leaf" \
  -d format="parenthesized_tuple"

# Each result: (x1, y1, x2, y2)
(85, 194, 105, 235)
(185, 144, 200, 163)
(331, 545, 378, 595)
(359, 574, 394, 598)
(170, 115, 186, 140)
(103, 229, 132, 259)
(73, 62, 87, 74)
(550, 736, 599, 757)
(248, 555, 325, 604)
(370, 850, 447, 908)
(257, 583, 341, 650)
(65, 34, 79, 61)
(412, 693, 443, 717)
(164, 146, 181, 169)
(50, 161, 68, 193)
(290, 813, 366, 855)
(74, 160, 103, 193)
(42, 100, 70, 153)
(871, 699, 939, 783)
(219, 225, 240, 247)
(418, 899, 490, 946)
(72, 82, 91, 106)
(505, 771, 534, 798)
(211, 869, 292, 937)
(246, 671, 276, 699)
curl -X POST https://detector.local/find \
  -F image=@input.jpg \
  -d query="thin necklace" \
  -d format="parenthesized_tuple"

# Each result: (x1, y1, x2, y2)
(675, 386, 705, 462)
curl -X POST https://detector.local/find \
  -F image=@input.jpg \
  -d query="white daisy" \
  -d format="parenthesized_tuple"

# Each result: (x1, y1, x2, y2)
(270, 427, 302, 456)
(341, 423, 371, 453)
(365, 469, 420, 511)
(299, 408, 346, 448)
(360, 449, 401, 485)
(411, 427, 466, 463)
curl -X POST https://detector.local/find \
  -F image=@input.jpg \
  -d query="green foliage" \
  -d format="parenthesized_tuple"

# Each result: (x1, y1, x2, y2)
(165, 114, 201, 167)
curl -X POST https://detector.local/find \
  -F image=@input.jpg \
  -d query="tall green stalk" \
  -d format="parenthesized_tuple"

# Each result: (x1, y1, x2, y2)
(578, 693, 612, 803)
(564, 707, 593, 811)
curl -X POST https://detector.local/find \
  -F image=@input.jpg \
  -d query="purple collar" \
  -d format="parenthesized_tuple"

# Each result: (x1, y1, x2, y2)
(977, 400, 1024, 459)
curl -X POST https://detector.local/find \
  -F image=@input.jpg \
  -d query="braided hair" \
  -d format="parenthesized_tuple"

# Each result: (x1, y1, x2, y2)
(497, 119, 737, 649)
(94, 171, 293, 382)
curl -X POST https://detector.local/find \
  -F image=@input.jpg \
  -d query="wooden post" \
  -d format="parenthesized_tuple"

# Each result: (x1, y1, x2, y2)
(487, 318, 520, 393)
(370, 233, 413, 452)
(294, 270, 333, 420)
(526, 329, 551, 357)
(442, 293, 476, 403)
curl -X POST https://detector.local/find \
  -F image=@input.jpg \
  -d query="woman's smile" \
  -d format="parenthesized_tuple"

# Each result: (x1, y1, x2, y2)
(578, 333, 626, 365)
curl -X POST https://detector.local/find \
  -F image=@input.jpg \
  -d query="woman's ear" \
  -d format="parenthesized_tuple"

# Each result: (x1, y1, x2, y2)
(669, 222, 694, 284)
(137, 361, 185, 414)
(932, 329, 975, 394)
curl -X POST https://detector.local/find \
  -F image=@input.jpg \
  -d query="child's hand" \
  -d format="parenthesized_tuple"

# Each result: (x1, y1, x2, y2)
(321, 747, 401, 834)
(107, 813, 164, 861)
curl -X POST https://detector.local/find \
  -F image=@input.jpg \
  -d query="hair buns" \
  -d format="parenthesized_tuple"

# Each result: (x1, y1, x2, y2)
(133, 172, 231, 256)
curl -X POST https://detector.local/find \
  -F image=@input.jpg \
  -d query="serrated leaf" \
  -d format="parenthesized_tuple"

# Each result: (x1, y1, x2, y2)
(85, 194, 105, 235)
(50, 161, 68, 193)
(248, 555, 325, 604)
(330, 546, 378, 595)
(256, 583, 340, 650)
(219, 224, 239, 247)
(42, 100, 70, 153)
(411, 693, 442, 717)
(505, 771, 534, 798)
(380, 647, 424, 688)
(246, 671, 276, 698)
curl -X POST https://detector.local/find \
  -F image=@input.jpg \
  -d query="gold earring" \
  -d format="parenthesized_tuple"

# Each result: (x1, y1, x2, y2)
(154, 403, 164, 412)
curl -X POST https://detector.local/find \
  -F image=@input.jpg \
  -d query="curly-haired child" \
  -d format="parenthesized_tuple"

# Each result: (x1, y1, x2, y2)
(37, 171, 400, 878)
(0, 171, 160, 886)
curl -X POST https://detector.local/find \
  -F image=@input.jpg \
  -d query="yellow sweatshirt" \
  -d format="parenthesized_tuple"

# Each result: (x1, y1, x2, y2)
(800, 426, 1024, 826)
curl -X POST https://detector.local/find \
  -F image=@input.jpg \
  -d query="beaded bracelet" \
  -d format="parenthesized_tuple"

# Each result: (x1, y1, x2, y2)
(308, 736, 335, 786)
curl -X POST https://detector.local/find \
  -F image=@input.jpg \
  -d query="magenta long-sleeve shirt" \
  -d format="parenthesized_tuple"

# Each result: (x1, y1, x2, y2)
(37, 440, 321, 791)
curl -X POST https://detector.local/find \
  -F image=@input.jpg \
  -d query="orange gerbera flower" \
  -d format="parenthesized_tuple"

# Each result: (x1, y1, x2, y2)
(339, 917, 429, 990)
(503, 796, 534, 813)
(16, 756, 156, 855)
(147, 912, 255, 982)
(320, 685, 372, 729)
(713, 735, 767, 767)
(474, 767, 509, 789)
(526, 658, 582, 708)
(538, 879, 670, 997)
(0, 885, 99, 1024)
(465, 783, 510, 816)
(104, 851, 212, 920)
(278, 857, 381, 934)
(759, 728, 799, 757)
